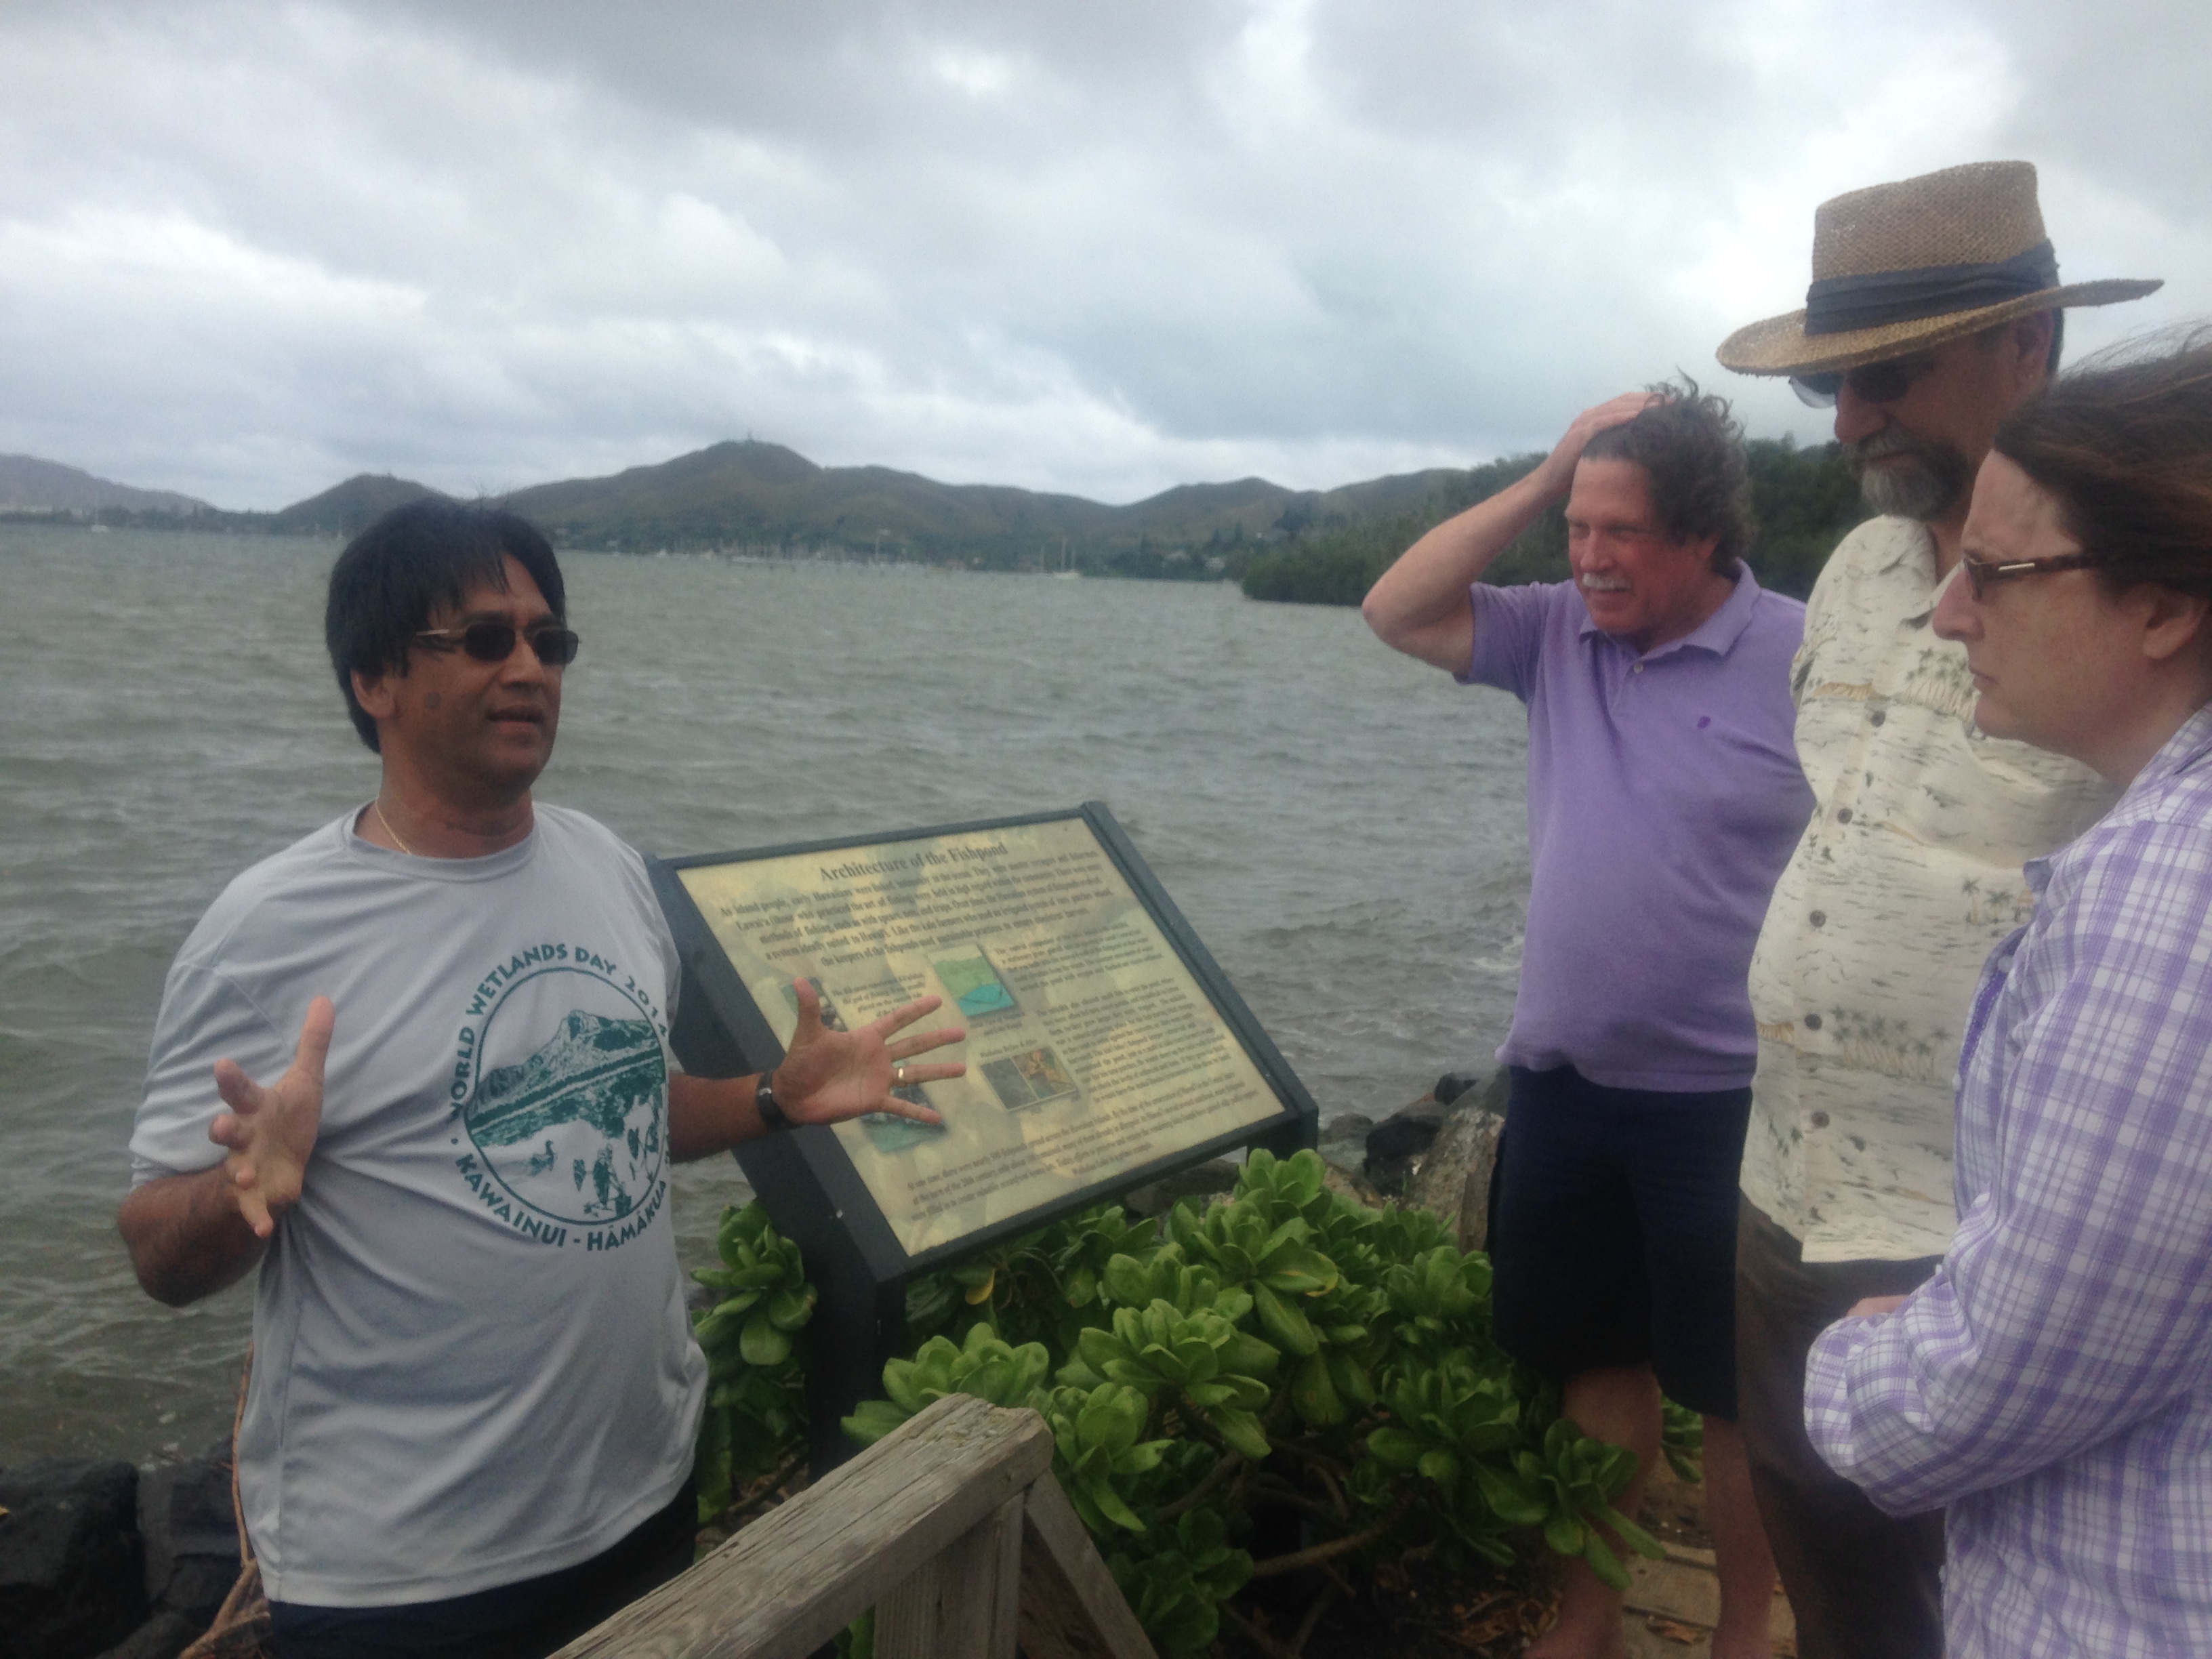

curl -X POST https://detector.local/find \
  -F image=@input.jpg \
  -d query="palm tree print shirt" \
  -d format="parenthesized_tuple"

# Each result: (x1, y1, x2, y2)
(1739, 516, 2114, 1263)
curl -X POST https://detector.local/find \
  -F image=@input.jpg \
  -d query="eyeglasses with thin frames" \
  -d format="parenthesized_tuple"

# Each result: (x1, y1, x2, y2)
(415, 622, 581, 667)
(1790, 354, 1943, 409)
(1958, 550, 2109, 601)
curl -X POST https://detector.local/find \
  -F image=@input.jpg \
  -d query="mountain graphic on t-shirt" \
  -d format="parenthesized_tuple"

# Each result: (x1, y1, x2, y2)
(464, 1011, 665, 1221)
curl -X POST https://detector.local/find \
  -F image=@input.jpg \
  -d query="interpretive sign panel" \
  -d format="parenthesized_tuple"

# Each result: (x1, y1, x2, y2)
(655, 803, 1312, 1265)
(653, 803, 1315, 1469)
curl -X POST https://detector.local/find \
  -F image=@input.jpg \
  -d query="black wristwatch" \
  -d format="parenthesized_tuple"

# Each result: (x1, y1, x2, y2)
(754, 1074, 794, 1132)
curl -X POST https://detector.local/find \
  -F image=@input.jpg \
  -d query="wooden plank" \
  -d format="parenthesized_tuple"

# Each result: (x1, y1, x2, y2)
(1016, 1471, 1159, 1659)
(1620, 1555, 1799, 1657)
(1623, 1554, 1721, 1627)
(550, 1394, 1052, 1659)
(876, 1494, 1023, 1658)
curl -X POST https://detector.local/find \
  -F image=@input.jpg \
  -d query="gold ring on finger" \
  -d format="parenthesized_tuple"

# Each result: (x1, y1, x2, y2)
(894, 1065, 907, 1086)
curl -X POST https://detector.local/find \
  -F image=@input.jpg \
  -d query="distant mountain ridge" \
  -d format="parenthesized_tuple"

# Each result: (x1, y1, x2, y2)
(270, 473, 449, 537)
(0, 454, 213, 516)
(6, 428, 1866, 600)
(491, 438, 1467, 563)
(0, 437, 1471, 569)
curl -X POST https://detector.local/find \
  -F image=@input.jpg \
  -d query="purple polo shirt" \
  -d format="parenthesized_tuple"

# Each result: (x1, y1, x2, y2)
(1465, 571, 1811, 1090)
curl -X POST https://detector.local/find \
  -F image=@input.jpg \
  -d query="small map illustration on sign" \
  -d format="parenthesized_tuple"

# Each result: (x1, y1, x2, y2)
(933, 947, 1017, 1019)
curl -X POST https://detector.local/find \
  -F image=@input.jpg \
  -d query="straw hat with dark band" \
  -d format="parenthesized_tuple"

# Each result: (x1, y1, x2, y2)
(1717, 161, 2161, 377)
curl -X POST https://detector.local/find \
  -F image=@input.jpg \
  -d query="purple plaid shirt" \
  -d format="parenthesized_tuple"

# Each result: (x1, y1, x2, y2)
(1805, 707, 2212, 1657)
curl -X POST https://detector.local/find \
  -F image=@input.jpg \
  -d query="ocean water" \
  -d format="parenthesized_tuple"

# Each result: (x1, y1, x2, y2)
(0, 526, 1532, 1464)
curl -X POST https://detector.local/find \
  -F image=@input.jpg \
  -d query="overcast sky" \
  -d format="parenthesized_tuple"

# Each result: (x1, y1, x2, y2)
(3, 0, 2205, 510)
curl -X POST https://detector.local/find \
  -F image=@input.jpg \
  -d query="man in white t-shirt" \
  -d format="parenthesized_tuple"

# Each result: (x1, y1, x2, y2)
(119, 499, 965, 1659)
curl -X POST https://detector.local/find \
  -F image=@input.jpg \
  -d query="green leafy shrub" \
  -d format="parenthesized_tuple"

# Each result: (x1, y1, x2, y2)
(688, 1204, 815, 1521)
(1661, 1395, 1704, 1483)
(1109, 1508, 1253, 1653)
(693, 1149, 1674, 1656)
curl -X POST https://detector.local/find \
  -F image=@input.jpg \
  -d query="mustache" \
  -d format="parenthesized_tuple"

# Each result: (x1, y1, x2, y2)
(1849, 426, 1971, 521)
(1849, 428, 1928, 465)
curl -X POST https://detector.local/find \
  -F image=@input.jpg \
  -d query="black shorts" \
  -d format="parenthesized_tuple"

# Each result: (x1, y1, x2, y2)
(269, 1477, 696, 1659)
(1489, 1064, 1751, 1418)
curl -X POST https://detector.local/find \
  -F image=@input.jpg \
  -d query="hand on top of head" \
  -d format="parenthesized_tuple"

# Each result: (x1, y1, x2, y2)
(1542, 391, 1668, 496)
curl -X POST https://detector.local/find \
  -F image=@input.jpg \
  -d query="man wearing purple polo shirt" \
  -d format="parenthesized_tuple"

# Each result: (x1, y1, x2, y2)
(1366, 386, 1811, 1659)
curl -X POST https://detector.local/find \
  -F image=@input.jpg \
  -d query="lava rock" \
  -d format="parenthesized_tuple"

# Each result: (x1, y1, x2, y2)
(1312, 1113, 1376, 1192)
(1453, 1067, 1511, 1121)
(1433, 1070, 1492, 1107)
(138, 1455, 238, 1626)
(1406, 1086, 1509, 1252)
(1317, 1159, 1385, 1210)
(92, 1610, 196, 1659)
(1364, 1101, 1450, 1194)
(1316, 1113, 1373, 1147)
(0, 1458, 148, 1659)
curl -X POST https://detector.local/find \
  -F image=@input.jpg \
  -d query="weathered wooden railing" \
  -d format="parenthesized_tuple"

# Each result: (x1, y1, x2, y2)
(552, 1392, 1158, 1659)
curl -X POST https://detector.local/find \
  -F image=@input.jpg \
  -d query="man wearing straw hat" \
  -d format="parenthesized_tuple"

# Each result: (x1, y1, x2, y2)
(1715, 160, 2158, 1658)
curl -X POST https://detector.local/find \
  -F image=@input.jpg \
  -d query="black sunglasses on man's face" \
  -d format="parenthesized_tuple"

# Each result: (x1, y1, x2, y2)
(1790, 353, 1942, 409)
(414, 621, 581, 667)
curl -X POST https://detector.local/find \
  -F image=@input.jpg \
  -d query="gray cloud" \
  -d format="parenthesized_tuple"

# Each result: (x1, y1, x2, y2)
(1, 0, 2203, 508)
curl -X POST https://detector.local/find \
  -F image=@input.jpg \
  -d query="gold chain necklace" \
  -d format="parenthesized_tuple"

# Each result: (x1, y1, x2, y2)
(371, 799, 418, 857)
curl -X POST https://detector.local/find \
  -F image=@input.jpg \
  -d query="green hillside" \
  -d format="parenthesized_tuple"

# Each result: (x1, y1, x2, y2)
(497, 439, 1469, 575)
(269, 473, 445, 537)
(502, 441, 1117, 559)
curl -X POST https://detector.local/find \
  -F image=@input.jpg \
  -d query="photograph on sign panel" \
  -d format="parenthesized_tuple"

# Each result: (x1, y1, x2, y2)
(979, 1044, 1079, 1111)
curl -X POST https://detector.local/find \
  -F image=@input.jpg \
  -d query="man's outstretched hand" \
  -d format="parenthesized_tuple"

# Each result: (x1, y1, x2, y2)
(773, 978, 965, 1127)
(208, 996, 335, 1237)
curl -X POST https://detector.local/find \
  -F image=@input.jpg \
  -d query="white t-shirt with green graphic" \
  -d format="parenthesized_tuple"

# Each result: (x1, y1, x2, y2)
(131, 805, 706, 1607)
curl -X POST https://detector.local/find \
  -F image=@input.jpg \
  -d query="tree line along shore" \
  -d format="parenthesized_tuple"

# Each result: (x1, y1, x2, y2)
(1237, 436, 1865, 606)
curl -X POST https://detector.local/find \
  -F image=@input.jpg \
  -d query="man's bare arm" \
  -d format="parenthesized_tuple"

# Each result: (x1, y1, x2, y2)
(1362, 392, 1658, 671)
(119, 1168, 270, 1307)
(117, 997, 334, 1307)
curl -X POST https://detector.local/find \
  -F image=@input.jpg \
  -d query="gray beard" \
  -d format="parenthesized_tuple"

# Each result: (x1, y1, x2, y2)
(1853, 432, 1972, 522)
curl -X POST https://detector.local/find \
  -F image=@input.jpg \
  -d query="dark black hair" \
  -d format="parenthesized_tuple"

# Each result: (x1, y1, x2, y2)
(324, 499, 566, 752)
(1580, 378, 1755, 573)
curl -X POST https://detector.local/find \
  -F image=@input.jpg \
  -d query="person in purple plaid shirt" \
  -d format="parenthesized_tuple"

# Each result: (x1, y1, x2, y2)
(1805, 329, 2212, 1656)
